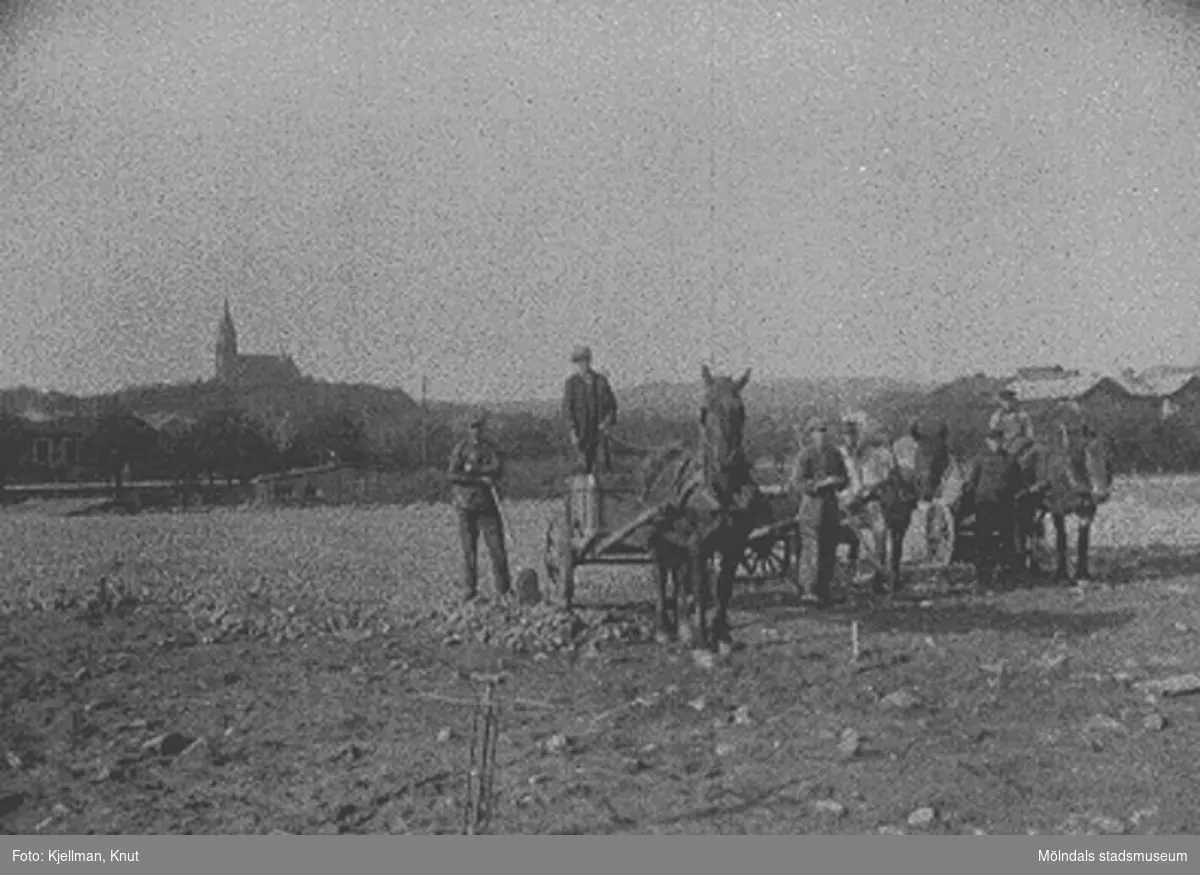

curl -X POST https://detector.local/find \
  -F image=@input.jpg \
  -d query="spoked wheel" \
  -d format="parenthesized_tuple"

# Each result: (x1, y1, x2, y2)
(738, 531, 794, 582)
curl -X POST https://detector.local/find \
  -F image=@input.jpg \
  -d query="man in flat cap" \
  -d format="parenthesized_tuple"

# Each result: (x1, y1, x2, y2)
(989, 387, 1034, 453)
(562, 345, 618, 477)
(447, 408, 511, 603)
(789, 416, 849, 606)
(961, 426, 1022, 587)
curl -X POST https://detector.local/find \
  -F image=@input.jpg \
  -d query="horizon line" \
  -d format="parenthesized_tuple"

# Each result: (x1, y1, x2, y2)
(0, 364, 1158, 407)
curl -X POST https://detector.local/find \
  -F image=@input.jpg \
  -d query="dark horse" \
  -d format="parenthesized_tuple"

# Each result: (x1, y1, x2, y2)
(875, 420, 958, 584)
(637, 366, 764, 656)
(1010, 425, 1114, 582)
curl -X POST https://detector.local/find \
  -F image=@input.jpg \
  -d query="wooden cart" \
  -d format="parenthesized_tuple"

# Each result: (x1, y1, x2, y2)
(926, 498, 1058, 571)
(543, 475, 800, 608)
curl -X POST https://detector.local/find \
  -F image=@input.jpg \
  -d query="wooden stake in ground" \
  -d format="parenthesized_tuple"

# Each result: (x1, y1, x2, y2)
(851, 621, 860, 662)
(463, 673, 504, 835)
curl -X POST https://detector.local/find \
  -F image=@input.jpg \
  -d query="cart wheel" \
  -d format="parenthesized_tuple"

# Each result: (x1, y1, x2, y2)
(925, 502, 956, 568)
(739, 533, 792, 581)
(544, 517, 575, 610)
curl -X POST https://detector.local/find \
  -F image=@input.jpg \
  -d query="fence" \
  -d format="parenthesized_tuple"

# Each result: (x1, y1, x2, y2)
(251, 465, 448, 507)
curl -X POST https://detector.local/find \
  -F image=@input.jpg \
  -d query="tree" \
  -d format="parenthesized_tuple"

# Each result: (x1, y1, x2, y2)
(499, 412, 560, 460)
(0, 411, 28, 490)
(193, 408, 280, 486)
(285, 410, 369, 468)
(87, 405, 159, 497)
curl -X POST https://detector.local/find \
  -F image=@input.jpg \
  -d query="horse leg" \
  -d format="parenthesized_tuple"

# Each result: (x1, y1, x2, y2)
(870, 516, 890, 595)
(1014, 504, 1030, 574)
(1027, 507, 1045, 576)
(711, 545, 737, 657)
(1075, 516, 1093, 582)
(1052, 513, 1070, 583)
(1008, 508, 1022, 573)
(676, 544, 700, 650)
(675, 549, 695, 649)
(887, 523, 906, 595)
(653, 549, 674, 646)
(690, 541, 712, 652)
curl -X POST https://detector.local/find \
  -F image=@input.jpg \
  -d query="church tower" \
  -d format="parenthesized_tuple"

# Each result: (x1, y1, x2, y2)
(215, 299, 239, 382)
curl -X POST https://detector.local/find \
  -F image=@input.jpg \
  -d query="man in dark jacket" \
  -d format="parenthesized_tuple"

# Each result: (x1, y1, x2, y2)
(447, 409, 511, 603)
(962, 427, 1022, 586)
(562, 345, 618, 476)
(790, 417, 849, 606)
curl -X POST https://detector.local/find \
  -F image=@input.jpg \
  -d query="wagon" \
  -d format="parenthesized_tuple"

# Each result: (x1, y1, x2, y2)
(543, 475, 800, 608)
(926, 497, 1062, 572)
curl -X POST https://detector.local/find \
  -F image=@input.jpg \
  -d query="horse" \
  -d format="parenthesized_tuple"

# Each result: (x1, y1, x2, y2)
(867, 422, 945, 591)
(637, 365, 764, 656)
(1011, 425, 1114, 582)
(833, 416, 928, 594)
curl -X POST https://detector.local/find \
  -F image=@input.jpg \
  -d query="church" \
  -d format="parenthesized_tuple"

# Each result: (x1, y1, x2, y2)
(214, 300, 303, 386)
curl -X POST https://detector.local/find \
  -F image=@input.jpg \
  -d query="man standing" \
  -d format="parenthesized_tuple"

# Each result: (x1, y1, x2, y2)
(562, 345, 618, 476)
(990, 388, 1035, 451)
(447, 409, 511, 604)
(961, 427, 1021, 587)
(790, 417, 849, 606)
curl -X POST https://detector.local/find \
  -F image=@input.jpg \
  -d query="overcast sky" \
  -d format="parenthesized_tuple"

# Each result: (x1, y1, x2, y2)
(3, 0, 1200, 403)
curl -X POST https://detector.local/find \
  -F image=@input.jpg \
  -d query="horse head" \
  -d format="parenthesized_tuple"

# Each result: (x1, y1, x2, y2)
(699, 365, 751, 499)
(1077, 430, 1114, 505)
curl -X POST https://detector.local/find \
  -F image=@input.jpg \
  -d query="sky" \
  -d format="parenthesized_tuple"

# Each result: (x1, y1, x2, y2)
(3, 0, 1200, 404)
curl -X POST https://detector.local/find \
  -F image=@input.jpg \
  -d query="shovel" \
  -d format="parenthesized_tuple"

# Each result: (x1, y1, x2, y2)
(486, 479, 512, 552)
(486, 479, 535, 603)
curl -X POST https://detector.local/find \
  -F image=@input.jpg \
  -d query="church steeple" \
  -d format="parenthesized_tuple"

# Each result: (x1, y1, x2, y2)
(215, 298, 239, 383)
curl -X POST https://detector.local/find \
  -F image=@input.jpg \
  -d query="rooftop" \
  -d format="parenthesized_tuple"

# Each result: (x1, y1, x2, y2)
(1006, 370, 1200, 402)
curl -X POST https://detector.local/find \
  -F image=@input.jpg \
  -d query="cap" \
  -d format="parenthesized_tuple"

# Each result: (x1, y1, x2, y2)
(841, 410, 872, 431)
(999, 387, 1017, 399)
(570, 345, 592, 363)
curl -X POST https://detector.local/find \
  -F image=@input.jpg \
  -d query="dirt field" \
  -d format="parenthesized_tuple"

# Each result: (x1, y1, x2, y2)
(2, 476, 1199, 834)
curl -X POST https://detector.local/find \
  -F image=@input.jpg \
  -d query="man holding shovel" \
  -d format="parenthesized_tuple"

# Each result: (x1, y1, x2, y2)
(448, 409, 512, 604)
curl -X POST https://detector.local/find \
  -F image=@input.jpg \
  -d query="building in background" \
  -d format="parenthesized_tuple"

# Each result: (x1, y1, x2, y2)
(214, 299, 303, 388)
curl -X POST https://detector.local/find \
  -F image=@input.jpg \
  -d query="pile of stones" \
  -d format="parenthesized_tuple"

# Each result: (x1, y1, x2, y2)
(416, 598, 659, 654)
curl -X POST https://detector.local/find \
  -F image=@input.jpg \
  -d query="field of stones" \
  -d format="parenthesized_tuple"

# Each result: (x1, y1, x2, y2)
(2, 475, 1199, 834)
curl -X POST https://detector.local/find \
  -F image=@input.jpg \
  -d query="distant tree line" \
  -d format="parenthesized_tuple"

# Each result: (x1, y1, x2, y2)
(0, 404, 374, 493)
(3, 389, 1200, 496)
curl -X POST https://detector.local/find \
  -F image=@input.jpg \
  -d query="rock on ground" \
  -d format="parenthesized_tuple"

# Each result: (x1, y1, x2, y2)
(416, 600, 658, 654)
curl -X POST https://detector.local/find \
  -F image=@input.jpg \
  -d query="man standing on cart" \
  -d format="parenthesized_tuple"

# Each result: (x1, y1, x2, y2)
(562, 345, 619, 477)
(990, 387, 1035, 454)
